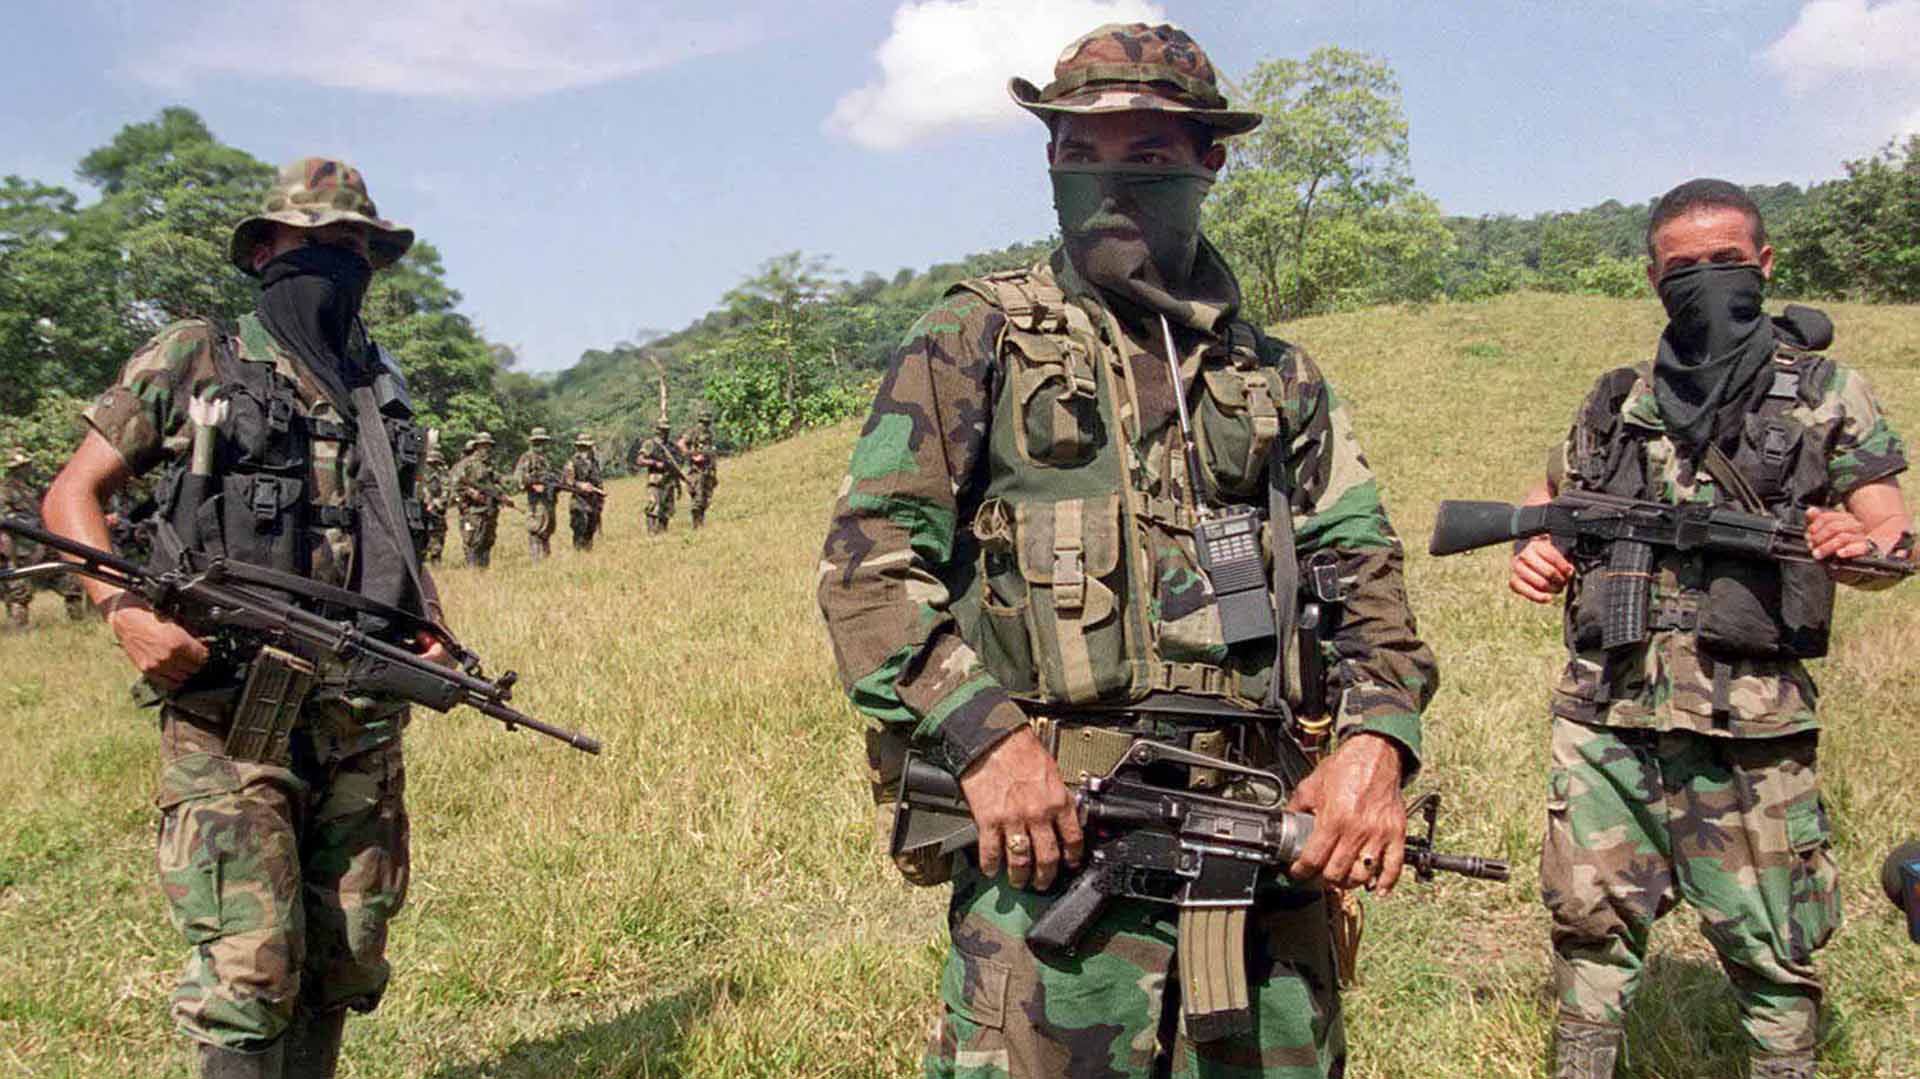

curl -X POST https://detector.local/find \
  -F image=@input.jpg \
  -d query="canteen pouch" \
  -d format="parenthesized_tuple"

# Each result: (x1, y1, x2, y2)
(1016, 495, 1130, 703)
(1697, 555, 1833, 660)
(1006, 326, 1104, 467)
(224, 645, 317, 765)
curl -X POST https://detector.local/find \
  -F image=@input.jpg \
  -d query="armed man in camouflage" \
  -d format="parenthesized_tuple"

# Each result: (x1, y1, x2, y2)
(418, 446, 450, 563)
(452, 431, 508, 568)
(682, 409, 719, 529)
(3, 447, 89, 629)
(561, 433, 607, 550)
(39, 158, 453, 1079)
(1507, 180, 1914, 1079)
(512, 427, 558, 562)
(635, 420, 682, 535)
(818, 25, 1436, 1078)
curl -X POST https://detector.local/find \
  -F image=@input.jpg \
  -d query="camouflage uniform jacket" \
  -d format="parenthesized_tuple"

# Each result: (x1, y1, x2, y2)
(561, 452, 603, 492)
(1548, 347, 1907, 739)
(684, 427, 717, 473)
(2, 473, 45, 562)
(637, 438, 680, 488)
(86, 314, 370, 591)
(419, 462, 450, 518)
(452, 452, 506, 510)
(512, 450, 557, 502)
(818, 261, 1436, 775)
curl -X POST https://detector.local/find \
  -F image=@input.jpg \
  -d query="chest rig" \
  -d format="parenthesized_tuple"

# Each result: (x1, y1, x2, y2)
(948, 269, 1292, 711)
(157, 320, 429, 617)
(1565, 341, 1838, 664)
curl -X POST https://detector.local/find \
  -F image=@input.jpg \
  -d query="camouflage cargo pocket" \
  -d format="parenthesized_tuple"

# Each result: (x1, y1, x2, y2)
(939, 944, 1010, 1031)
(1194, 363, 1281, 499)
(1784, 795, 1840, 964)
(154, 752, 293, 946)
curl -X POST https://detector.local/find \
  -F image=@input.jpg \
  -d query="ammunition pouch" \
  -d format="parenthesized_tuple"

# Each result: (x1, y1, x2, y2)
(224, 646, 317, 765)
(1697, 556, 1833, 660)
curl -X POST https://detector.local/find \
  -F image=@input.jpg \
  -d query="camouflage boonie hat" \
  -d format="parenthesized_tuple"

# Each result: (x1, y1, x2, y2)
(4, 447, 29, 470)
(1010, 23, 1261, 136)
(466, 431, 495, 450)
(528, 427, 551, 443)
(573, 433, 595, 447)
(229, 157, 414, 275)
(426, 449, 446, 464)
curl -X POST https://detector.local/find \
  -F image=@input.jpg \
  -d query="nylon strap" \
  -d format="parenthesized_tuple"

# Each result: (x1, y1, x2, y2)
(1264, 434, 1300, 711)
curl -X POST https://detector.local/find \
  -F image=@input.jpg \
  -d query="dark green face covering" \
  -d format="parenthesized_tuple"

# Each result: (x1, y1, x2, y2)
(1052, 162, 1218, 307)
(1652, 262, 1775, 450)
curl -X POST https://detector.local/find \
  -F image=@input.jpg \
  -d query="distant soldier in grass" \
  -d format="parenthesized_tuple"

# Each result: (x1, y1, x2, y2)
(1507, 179, 1914, 1079)
(3, 447, 88, 629)
(561, 432, 606, 550)
(38, 158, 454, 1079)
(635, 420, 681, 535)
(818, 24, 1437, 1078)
(419, 445, 451, 563)
(512, 426, 558, 562)
(681, 409, 718, 529)
(453, 431, 507, 568)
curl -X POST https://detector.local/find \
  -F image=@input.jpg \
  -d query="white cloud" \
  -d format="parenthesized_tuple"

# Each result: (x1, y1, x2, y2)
(1762, 0, 1920, 89)
(827, 0, 1167, 151)
(125, 0, 759, 100)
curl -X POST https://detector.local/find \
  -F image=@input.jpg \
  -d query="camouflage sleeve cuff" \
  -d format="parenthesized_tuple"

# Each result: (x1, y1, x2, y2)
(1334, 702, 1422, 780)
(83, 385, 163, 475)
(918, 676, 1030, 774)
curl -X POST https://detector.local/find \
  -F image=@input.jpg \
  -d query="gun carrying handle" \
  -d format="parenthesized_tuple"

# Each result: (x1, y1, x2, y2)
(1025, 865, 1110, 955)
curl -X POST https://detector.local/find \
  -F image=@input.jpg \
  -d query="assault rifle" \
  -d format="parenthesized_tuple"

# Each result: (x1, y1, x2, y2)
(554, 480, 607, 505)
(892, 737, 1508, 1041)
(0, 516, 601, 754)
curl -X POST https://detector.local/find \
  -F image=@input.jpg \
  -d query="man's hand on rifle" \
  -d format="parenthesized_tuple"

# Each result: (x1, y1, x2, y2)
(1509, 536, 1574, 603)
(104, 595, 208, 690)
(1287, 732, 1407, 895)
(958, 727, 1084, 891)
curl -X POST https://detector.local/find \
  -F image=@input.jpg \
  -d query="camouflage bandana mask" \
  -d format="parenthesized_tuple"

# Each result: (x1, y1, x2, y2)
(1051, 163, 1222, 328)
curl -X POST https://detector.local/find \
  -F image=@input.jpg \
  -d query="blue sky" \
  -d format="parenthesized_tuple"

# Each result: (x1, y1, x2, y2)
(4, 1, 1917, 373)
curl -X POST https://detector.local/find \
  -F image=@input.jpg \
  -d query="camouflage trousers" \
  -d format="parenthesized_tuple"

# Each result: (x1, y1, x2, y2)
(928, 866, 1344, 1078)
(155, 707, 410, 1050)
(1541, 717, 1838, 1054)
(645, 479, 676, 533)
(525, 493, 556, 539)
(569, 503, 601, 550)
(422, 514, 447, 564)
(687, 468, 715, 527)
(460, 509, 498, 568)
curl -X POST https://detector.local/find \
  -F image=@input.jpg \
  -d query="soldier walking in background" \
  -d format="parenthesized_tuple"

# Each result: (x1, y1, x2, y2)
(635, 420, 681, 535)
(37, 157, 453, 1079)
(1507, 180, 1914, 1079)
(512, 427, 558, 562)
(453, 431, 507, 568)
(419, 445, 450, 564)
(682, 409, 718, 529)
(561, 433, 606, 550)
(3, 447, 89, 629)
(818, 25, 1437, 1078)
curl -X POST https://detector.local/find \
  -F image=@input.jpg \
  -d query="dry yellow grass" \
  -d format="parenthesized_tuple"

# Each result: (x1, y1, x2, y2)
(0, 292, 1915, 1077)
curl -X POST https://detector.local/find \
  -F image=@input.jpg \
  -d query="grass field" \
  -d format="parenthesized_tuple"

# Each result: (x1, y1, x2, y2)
(1, 292, 1916, 1078)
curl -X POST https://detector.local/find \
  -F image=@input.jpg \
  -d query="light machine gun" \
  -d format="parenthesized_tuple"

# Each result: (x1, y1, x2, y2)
(0, 516, 601, 755)
(891, 736, 1508, 1041)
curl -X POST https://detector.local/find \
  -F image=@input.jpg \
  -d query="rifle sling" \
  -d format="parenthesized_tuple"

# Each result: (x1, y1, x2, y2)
(1264, 436, 1300, 711)
(349, 385, 453, 646)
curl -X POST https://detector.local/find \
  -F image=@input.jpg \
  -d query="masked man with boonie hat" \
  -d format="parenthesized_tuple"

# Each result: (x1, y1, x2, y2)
(513, 427, 559, 561)
(39, 156, 451, 1078)
(453, 431, 508, 568)
(819, 23, 1437, 1077)
(561, 433, 608, 551)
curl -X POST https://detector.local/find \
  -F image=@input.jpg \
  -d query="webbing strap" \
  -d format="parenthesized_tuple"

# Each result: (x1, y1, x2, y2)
(1051, 499, 1097, 701)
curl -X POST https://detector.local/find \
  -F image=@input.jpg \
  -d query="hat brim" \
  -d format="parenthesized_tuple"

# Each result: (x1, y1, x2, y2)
(229, 208, 414, 275)
(1009, 77, 1262, 136)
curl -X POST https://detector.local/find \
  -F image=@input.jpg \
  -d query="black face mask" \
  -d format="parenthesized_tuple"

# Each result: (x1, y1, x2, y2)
(256, 242, 374, 385)
(1652, 262, 1775, 450)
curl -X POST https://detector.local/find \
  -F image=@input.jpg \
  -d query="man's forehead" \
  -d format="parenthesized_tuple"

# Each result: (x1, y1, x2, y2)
(1653, 206, 1757, 248)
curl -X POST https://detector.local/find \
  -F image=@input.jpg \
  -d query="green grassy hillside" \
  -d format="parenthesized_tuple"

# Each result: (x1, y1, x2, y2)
(2, 292, 1915, 1077)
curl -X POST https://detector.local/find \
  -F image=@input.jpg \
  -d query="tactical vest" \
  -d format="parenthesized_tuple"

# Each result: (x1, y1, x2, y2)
(1564, 341, 1838, 660)
(946, 269, 1290, 710)
(156, 321, 428, 631)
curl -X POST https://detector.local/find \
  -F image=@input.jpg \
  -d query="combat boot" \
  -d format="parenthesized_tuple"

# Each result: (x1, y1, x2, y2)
(284, 1008, 346, 1079)
(1750, 1049, 1816, 1079)
(198, 1041, 283, 1079)
(1552, 1016, 1622, 1079)
(690, 510, 705, 529)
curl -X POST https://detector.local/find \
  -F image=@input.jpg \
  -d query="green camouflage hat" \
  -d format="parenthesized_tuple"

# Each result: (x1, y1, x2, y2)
(573, 433, 595, 447)
(1009, 24, 1261, 136)
(655, 420, 671, 433)
(426, 449, 446, 465)
(528, 427, 551, 443)
(4, 447, 29, 470)
(466, 431, 495, 451)
(229, 157, 414, 275)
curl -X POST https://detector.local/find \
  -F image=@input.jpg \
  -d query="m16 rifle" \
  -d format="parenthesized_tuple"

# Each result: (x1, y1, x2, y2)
(891, 736, 1507, 1041)
(554, 480, 607, 506)
(0, 516, 601, 754)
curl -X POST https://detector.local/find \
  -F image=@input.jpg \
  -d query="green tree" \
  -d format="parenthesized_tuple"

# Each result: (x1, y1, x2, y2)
(1774, 136, 1920, 302)
(1205, 47, 1453, 323)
